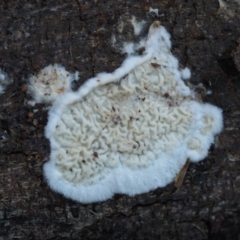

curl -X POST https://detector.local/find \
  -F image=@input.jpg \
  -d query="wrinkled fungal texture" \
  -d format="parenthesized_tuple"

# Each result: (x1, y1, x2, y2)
(44, 21, 223, 203)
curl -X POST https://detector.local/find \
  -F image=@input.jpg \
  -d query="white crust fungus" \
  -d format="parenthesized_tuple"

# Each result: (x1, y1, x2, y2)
(27, 64, 79, 105)
(44, 21, 223, 203)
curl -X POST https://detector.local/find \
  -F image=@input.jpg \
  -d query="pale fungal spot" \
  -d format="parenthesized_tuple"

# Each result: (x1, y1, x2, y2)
(27, 64, 79, 105)
(43, 21, 223, 203)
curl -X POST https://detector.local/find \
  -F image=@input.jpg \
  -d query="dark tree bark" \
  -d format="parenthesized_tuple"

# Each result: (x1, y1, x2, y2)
(0, 0, 240, 239)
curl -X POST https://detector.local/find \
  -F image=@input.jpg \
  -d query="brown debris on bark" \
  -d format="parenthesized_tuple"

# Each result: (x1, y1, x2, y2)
(174, 159, 190, 189)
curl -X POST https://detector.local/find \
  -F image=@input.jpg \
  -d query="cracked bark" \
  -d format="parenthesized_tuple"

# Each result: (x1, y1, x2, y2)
(0, 0, 240, 239)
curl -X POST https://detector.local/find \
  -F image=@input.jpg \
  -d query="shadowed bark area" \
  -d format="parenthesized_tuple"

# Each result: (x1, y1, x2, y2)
(0, 0, 240, 239)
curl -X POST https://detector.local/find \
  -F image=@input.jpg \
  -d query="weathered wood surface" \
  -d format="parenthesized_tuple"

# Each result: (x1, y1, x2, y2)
(0, 0, 240, 239)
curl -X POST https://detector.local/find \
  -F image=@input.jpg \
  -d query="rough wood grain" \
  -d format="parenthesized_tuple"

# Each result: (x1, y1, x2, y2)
(1, 0, 240, 239)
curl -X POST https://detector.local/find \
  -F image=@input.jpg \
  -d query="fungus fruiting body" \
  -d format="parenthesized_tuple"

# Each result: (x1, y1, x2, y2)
(27, 64, 79, 105)
(44, 21, 223, 203)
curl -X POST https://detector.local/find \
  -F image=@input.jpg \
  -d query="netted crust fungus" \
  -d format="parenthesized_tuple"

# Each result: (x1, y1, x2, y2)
(44, 21, 223, 203)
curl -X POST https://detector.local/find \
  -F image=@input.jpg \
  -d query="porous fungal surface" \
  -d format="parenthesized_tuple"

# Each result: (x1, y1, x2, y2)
(44, 21, 223, 203)
(27, 64, 79, 105)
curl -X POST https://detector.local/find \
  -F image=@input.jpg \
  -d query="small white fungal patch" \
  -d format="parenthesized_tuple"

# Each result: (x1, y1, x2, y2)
(148, 7, 159, 16)
(206, 90, 212, 95)
(181, 67, 191, 80)
(27, 64, 79, 105)
(44, 21, 223, 203)
(0, 69, 10, 95)
(130, 16, 146, 36)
